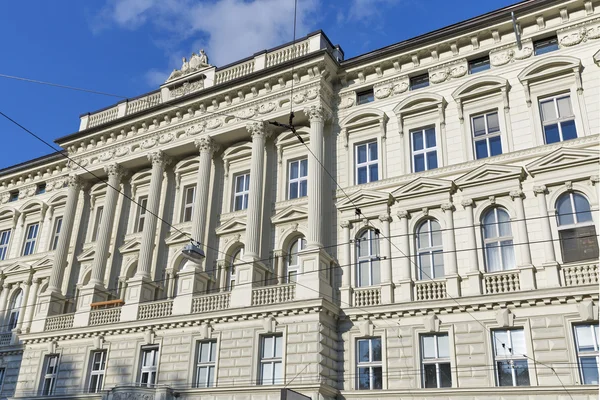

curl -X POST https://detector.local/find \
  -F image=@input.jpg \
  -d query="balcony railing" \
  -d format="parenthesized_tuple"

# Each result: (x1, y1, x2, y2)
(89, 307, 122, 326)
(252, 283, 296, 306)
(138, 299, 173, 320)
(563, 263, 598, 286)
(192, 292, 231, 313)
(45, 313, 75, 331)
(0, 332, 11, 346)
(265, 39, 311, 68)
(126, 92, 161, 115)
(353, 286, 381, 307)
(415, 280, 447, 301)
(215, 59, 255, 85)
(484, 270, 520, 294)
(87, 106, 119, 128)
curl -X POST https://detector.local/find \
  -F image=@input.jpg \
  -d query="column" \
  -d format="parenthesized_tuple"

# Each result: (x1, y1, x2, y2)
(217, 261, 227, 292)
(441, 203, 460, 297)
(21, 278, 40, 333)
(461, 198, 482, 295)
(510, 189, 535, 290)
(304, 105, 329, 249)
(15, 278, 31, 332)
(0, 282, 10, 328)
(137, 151, 171, 278)
(395, 210, 412, 302)
(274, 250, 285, 285)
(534, 185, 560, 287)
(48, 175, 82, 294)
(340, 221, 352, 306)
(379, 214, 393, 303)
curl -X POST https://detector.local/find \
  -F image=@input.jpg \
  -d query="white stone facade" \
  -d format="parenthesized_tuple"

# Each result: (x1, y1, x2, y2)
(0, 0, 598, 399)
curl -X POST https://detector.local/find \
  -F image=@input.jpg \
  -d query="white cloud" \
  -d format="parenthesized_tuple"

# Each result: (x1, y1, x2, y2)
(144, 69, 170, 87)
(345, 0, 400, 23)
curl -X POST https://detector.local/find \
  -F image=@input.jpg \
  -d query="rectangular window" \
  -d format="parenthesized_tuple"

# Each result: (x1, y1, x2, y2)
(560, 225, 599, 263)
(233, 173, 250, 211)
(0, 230, 11, 261)
(410, 74, 429, 90)
(92, 206, 104, 242)
(8, 192, 18, 203)
(22, 223, 39, 256)
(135, 196, 149, 233)
(288, 159, 308, 199)
(421, 334, 451, 388)
(259, 334, 283, 385)
(139, 347, 159, 387)
(36, 184, 46, 195)
(355, 141, 378, 184)
(0, 367, 5, 394)
(182, 186, 196, 222)
(468, 56, 490, 74)
(472, 111, 502, 159)
(88, 351, 106, 393)
(574, 324, 599, 385)
(492, 329, 530, 387)
(356, 337, 382, 390)
(539, 95, 577, 144)
(534, 36, 559, 56)
(51, 217, 63, 251)
(195, 340, 217, 388)
(357, 89, 375, 105)
(41, 355, 59, 396)
(411, 127, 438, 172)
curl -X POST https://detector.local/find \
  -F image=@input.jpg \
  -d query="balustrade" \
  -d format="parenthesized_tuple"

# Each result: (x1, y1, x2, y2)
(0, 332, 11, 346)
(484, 270, 520, 294)
(265, 40, 310, 68)
(563, 263, 599, 286)
(126, 92, 161, 115)
(251, 284, 296, 306)
(45, 313, 75, 331)
(215, 60, 255, 85)
(138, 299, 173, 320)
(415, 280, 447, 301)
(89, 307, 122, 326)
(192, 292, 231, 313)
(88, 106, 119, 128)
(353, 286, 381, 307)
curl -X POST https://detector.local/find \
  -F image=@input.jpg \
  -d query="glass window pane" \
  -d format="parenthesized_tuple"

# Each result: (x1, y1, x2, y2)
(274, 362, 283, 384)
(370, 232, 380, 255)
(561, 120, 577, 141)
(235, 196, 244, 211)
(487, 112, 500, 132)
(357, 167, 367, 184)
(540, 100, 557, 122)
(423, 364, 437, 388)
(244, 175, 250, 190)
(275, 336, 283, 358)
(372, 338, 382, 361)
(475, 139, 488, 159)
(358, 340, 370, 362)
(369, 164, 378, 183)
(557, 194, 575, 226)
(290, 161, 298, 179)
(581, 357, 599, 384)
(300, 159, 308, 176)
(430, 221, 442, 246)
(497, 361, 513, 386)
(473, 115, 486, 136)
(235, 176, 245, 192)
(299, 180, 307, 197)
(497, 209, 511, 237)
(358, 232, 369, 256)
(483, 211, 497, 238)
(357, 144, 367, 163)
(425, 128, 436, 147)
(413, 131, 424, 151)
(426, 151, 438, 170)
(372, 367, 383, 389)
(262, 337, 274, 358)
(501, 240, 515, 270)
(576, 325, 595, 352)
(513, 360, 530, 386)
(493, 331, 509, 357)
(544, 124, 560, 144)
(357, 367, 370, 390)
(371, 260, 381, 285)
(419, 253, 431, 280)
(433, 251, 444, 278)
(418, 223, 430, 249)
(437, 335, 449, 358)
(489, 136, 502, 157)
(556, 96, 573, 118)
(368, 142, 378, 161)
(439, 363, 452, 387)
(289, 183, 298, 199)
(261, 363, 272, 385)
(200, 343, 210, 363)
(573, 194, 592, 223)
(414, 154, 425, 172)
(198, 367, 207, 386)
(422, 336, 436, 359)
(510, 330, 526, 355)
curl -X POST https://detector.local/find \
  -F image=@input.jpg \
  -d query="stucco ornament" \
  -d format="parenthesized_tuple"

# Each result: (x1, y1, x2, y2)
(338, 93, 355, 109)
(170, 80, 204, 98)
(166, 49, 211, 82)
(186, 121, 206, 136)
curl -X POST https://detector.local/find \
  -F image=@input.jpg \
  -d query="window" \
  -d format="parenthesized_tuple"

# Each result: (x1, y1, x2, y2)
(410, 74, 429, 90)
(139, 347, 159, 387)
(492, 329, 529, 387)
(35, 184, 46, 195)
(88, 351, 106, 393)
(92, 206, 104, 242)
(574, 324, 599, 385)
(233, 173, 250, 211)
(357, 89, 374, 105)
(135, 196, 148, 233)
(259, 335, 283, 385)
(355, 141, 378, 184)
(7, 290, 23, 331)
(421, 334, 451, 388)
(416, 220, 444, 280)
(50, 217, 63, 251)
(195, 340, 217, 388)
(0, 230, 11, 261)
(472, 111, 502, 159)
(411, 127, 438, 172)
(482, 208, 515, 272)
(8, 191, 18, 203)
(556, 192, 598, 263)
(182, 186, 195, 222)
(356, 230, 380, 287)
(22, 223, 39, 256)
(228, 248, 243, 291)
(41, 355, 59, 396)
(534, 36, 559, 56)
(288, 159, 308, 199)
(539, 95, 577, 144)
(0, 367, 5, 394)
(468, 56, 490, 74)
(356, 337, 382, 390)
(286, 236, 306, 283)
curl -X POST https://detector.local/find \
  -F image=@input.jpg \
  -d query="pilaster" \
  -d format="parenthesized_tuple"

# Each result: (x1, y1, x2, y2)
(394, 210, 413, 302)
(460, 198, 482, 296)
(441, 202, 460, 297)
(534, 185, 560, 288)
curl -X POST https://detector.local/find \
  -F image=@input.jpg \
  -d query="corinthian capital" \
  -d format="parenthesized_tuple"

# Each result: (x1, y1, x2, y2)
(533, 185, 547, 196)
(104, 163, 124, 180)
(67, 174, 82, 189)
(148, 150, 172, 168)
(246, 121, 270, 139)
(194, 136, 220, 155)
(509, 189, 524, 200)
(303, 105, 331, 123)
(460, 198, 474, 208)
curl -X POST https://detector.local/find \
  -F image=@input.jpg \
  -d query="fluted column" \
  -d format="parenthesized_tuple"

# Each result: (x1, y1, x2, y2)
(461, 198, 482, 295)
(15, 278, 31, 332)
(379, 214, 393, 303)
(0, 282, 10, 328)
(396, 210, 412, 302)
(340, 221, 352, 288)
(274, 250, 285, 284)
(534, 185, 560, 287)
(90, 164, 124, 286)
(510, 190, 532, 266)
(244, 122, 269, 260)
(304, 105, 330, 249)
(21, 278, 40, 333)
(441, 203, 458, 276)
(48, 175, 82, 294)
(137, 151, 171, 278)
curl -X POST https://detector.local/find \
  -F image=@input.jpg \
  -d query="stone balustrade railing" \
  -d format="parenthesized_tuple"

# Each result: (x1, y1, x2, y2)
(563, 263, 599, 286)
(45, 313, 75, 331)
(266, 39, 311, 68)
(415, 280, 447, 301)
(353, 286, 381, 307)
(127, 92, 162, 116)
(215, 60, 255, 85)
(484, 270, 521, 294)
(89, 307, 122, 326)
(252, 284, 296, 306)
(87, 106, 119, 128)
(138, 299, 173, 320)
(0, 332, 12, 346)
(192, 292, 231, 313)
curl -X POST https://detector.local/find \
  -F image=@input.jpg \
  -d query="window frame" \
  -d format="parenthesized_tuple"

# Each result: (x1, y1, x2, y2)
(492, 328, 530, 387)
(287, 158, 308, 200)
(227, 247, 244, 291)
(410, 73, 430, 90)
(22, 222, 39, 256)
(420, 333, 452, 388)
(139, 346, 159, 388)
(533, 36, 559, 56)
(356, 88, 375, 105)
(410, 126, 438, 172)
(87, 350, 107, 393)
(354, 140, 379, 185)
(555, 192, 598, 263)
(7, 289, 23, 331)
(356, 229, 381, 287)
(233, 172, 250, 211)
(573, 323, 599, 385)
(195, 340, 217, 388)
(470, 110, 503, 160)
(416, 219, 444, 280)
(286, 236, 306, 283)
(135, 196, 149, 233)
(0, 229, 11, 261)
(181, 185, 196, 223)
(356, 337, 383, 390)
(258, 334, 283, 386)
(40, 354, 60, 396)
(0, 367, 5, 394)
(481, 208, 516, 272)
(8, 191, 18, 203)
(538, 93, 577, 144)
(468, 56, 490, 74)
(35, 184, 46, 195)
(50, 216, 63, 251)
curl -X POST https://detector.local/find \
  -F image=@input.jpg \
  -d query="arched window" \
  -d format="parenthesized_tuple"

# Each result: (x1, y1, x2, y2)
(556, 192, 598, 263)
(8, 289, 23, 331)
(356, 229, 380, 287)
(228, 247, 244, 291)
(482, 208, 515, 272)
(286, 237, 306, 283)
(416, 219, 444, 280)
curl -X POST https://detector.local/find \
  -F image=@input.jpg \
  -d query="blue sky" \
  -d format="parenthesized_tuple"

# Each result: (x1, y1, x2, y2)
(0, 0, 518, 169)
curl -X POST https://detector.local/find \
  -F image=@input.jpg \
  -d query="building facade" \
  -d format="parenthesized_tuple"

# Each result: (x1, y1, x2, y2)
(0, 0, 598, 398)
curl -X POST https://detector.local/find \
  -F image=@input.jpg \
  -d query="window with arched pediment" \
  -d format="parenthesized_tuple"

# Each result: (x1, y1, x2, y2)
(356, 229, 380, 287)
(555, 192, 598, 263)
(416, 219, 444, 280)
(7, 289, 23, 331)
(481, 208, 515, 272)
(286, 236, 306, 283)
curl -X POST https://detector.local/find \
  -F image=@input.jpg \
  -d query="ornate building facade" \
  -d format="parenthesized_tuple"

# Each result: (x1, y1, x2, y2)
(0, 0, 598, 398)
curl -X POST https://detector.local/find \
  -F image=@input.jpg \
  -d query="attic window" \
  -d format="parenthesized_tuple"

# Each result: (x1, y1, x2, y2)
(410, 74, 429, 90)
(36, 183, 46, 195)
(8, 191, 18, 202)
(357, 89, 374, 105)
(468, 56, 490, 74)
(534, 36, 559, 56)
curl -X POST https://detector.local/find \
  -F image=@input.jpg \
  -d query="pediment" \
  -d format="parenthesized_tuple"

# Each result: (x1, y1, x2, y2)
(452, 76, 508, 101)
(118, 238, 143, 255)
(336, 189, 394, 211)
(32, 256, 54, 269)
(455, 163, 524, 188)
(393, 177, 455, 199)
(526, 148, 600, 176)
(77, 245, 97, 262)
(165, 229, 192, 246)
(3, 262, 30, 274)
(271, 205, 308, 225)
(215, 217, 247, 236)
(340, 108, 388, 130)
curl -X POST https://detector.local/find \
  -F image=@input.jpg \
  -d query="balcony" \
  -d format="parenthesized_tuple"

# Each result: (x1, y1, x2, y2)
(562, 262, 598, 286)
